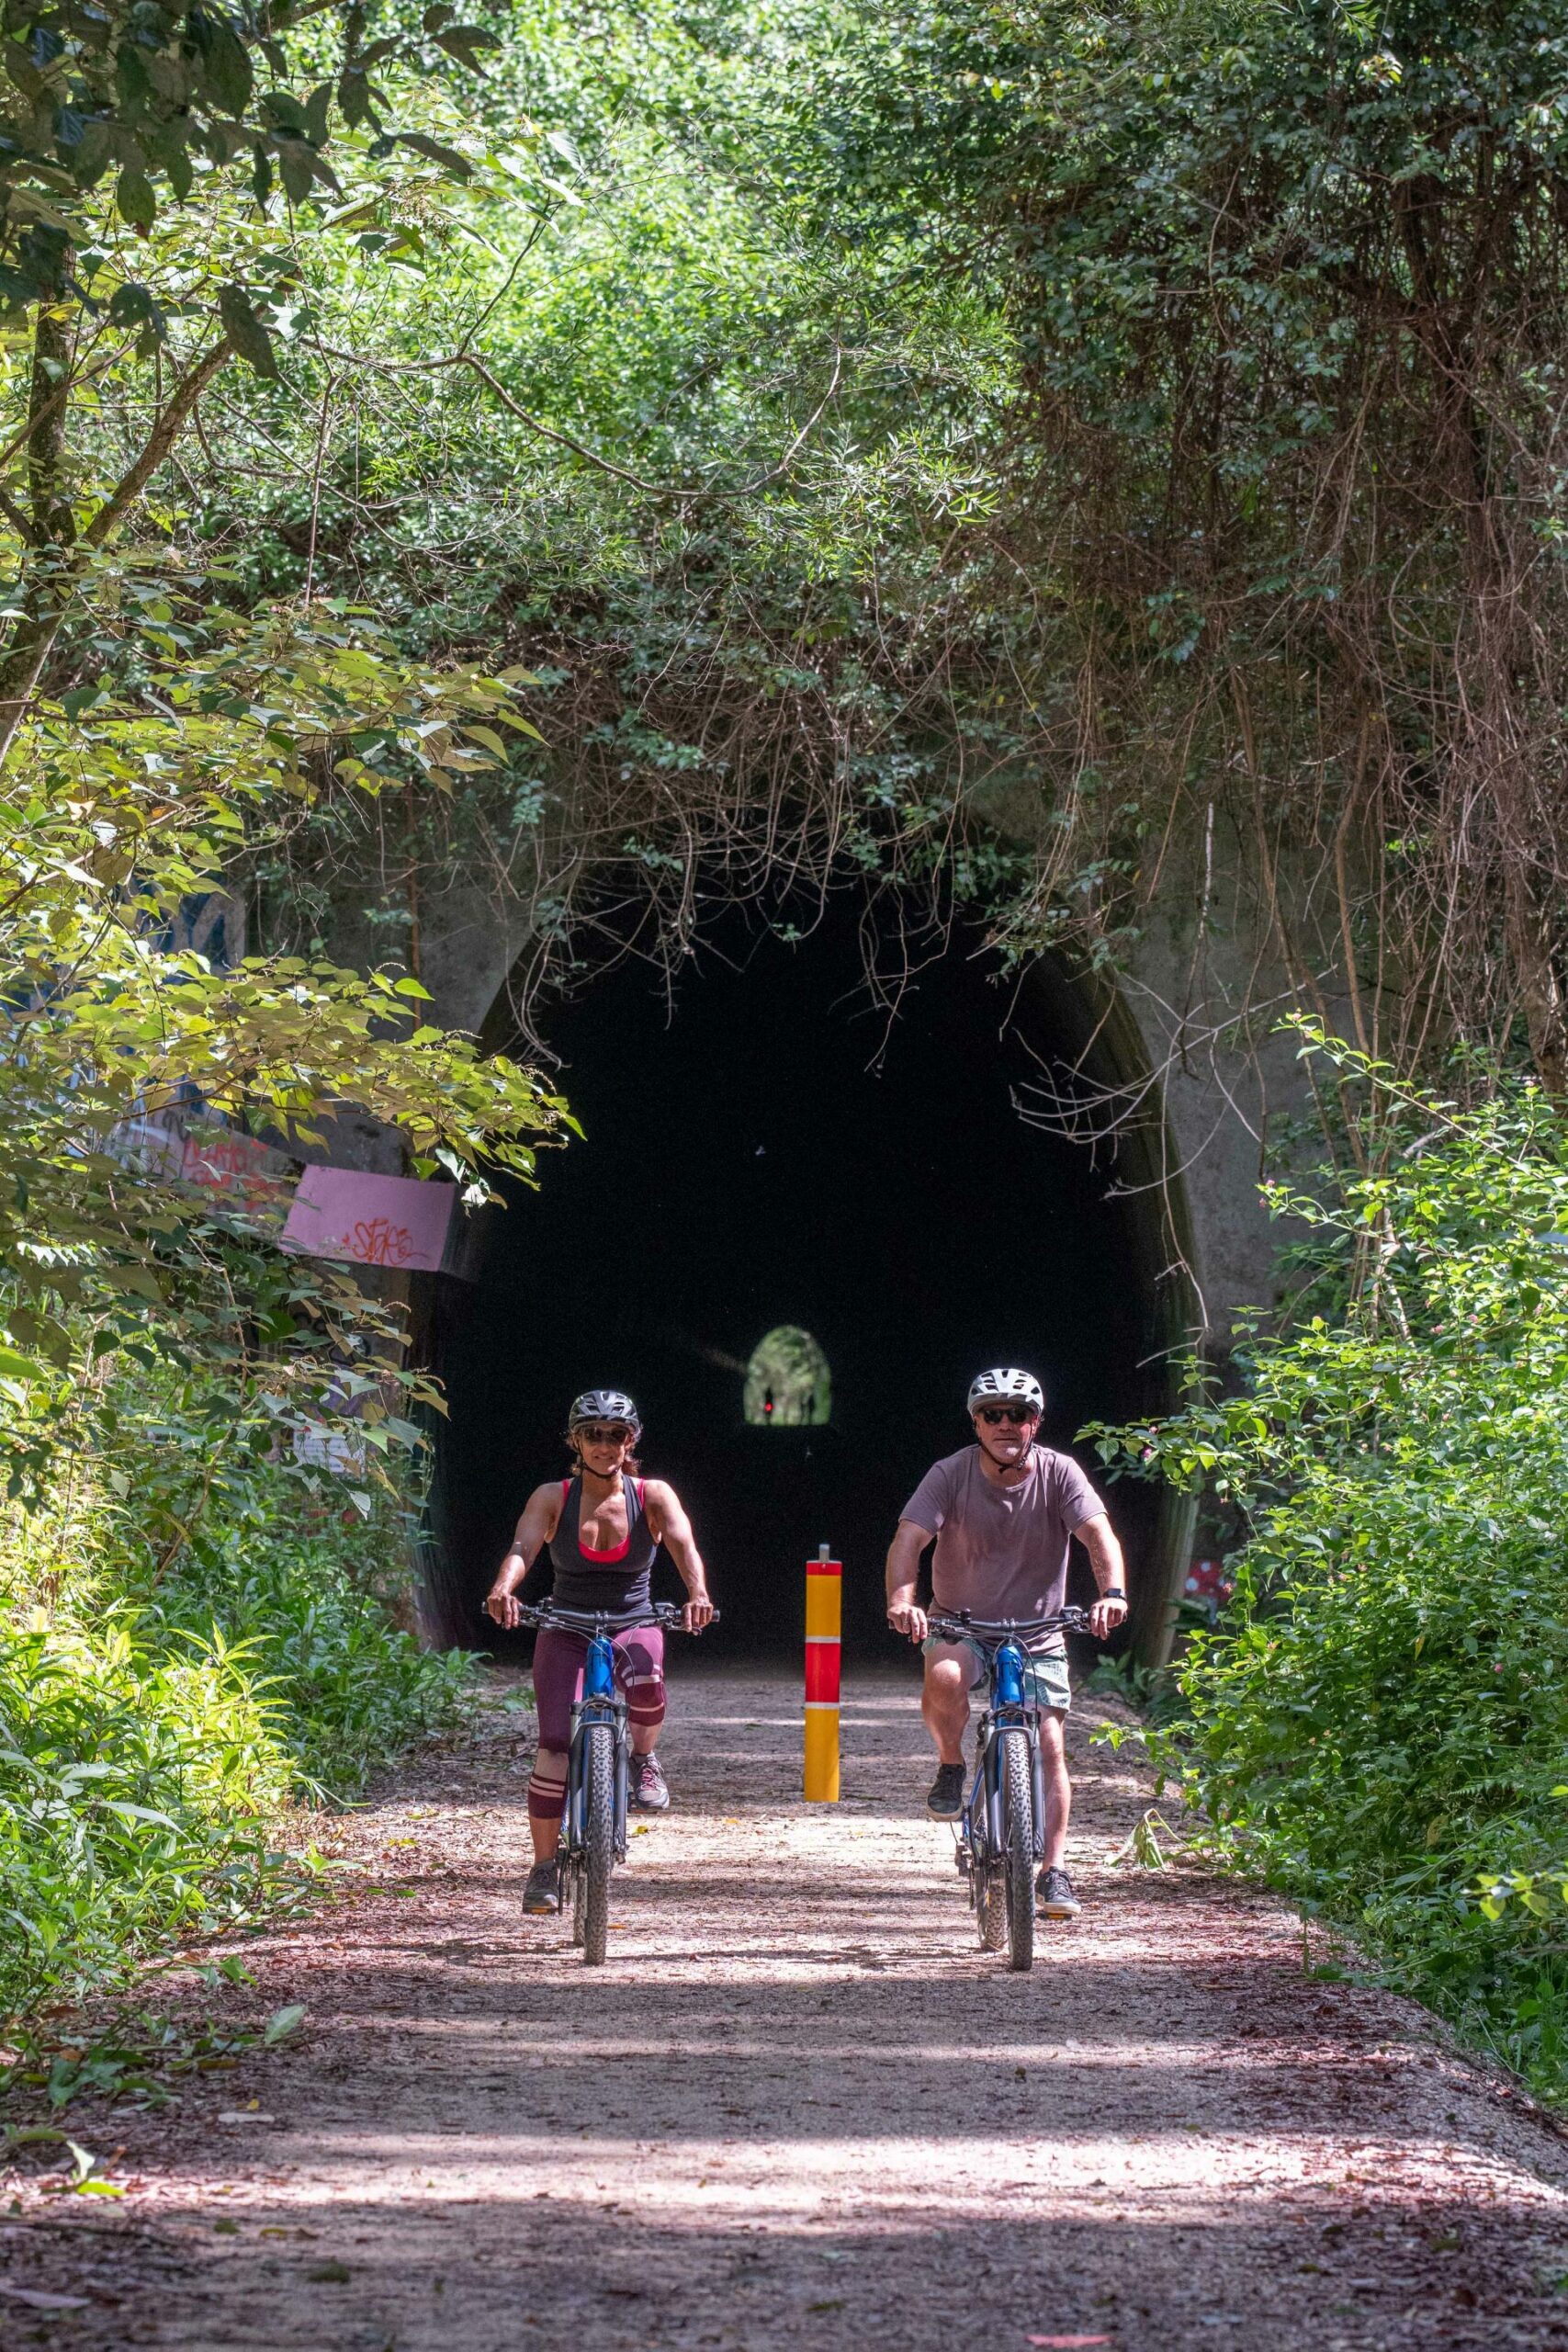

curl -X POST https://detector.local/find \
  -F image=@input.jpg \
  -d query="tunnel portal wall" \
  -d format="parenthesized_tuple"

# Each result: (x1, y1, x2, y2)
(422, 908, 1201, 1668)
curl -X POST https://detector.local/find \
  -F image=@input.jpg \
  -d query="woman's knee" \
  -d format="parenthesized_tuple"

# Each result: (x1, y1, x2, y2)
(616, 1634, 666, 1730)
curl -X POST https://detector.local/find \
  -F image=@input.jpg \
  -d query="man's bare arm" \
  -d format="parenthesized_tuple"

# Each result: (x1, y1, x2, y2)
(484, 1484, 560, 1628)
(645, 1481, 716, 1632)
(1077, 1512, 1129, 1640)
(886, 1520, 933, 1642)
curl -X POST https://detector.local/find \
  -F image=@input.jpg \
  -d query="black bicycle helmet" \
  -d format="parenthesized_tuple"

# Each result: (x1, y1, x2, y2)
(568, 1388, 641, 1435)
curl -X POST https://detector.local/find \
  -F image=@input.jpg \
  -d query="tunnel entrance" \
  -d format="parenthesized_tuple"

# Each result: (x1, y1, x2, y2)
(424, 905, 1188, 1658)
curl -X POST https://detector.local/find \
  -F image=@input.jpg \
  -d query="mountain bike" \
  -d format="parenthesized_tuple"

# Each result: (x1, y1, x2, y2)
(927, 1605, 1085, 1974)
(515, 1599, 716, 1964)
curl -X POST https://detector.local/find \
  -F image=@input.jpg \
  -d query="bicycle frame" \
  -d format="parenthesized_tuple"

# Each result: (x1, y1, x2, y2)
(928, 1608, 1083, 1891)
(512, 1597, 705, 1863)
(962, 1638, 1048, 1871)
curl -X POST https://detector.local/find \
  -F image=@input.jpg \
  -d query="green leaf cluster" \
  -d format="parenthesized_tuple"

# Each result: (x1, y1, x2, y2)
(0, 1419, 473, 2031)
(1094, 1029, 1568, 2101)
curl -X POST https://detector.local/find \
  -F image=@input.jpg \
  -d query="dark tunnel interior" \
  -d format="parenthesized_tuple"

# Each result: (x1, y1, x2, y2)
(424, 907, 1167, 1661)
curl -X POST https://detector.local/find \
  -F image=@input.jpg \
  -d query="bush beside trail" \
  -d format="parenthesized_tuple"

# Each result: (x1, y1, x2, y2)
(0, 1454, 474, 2035)
(1100, 1035, 1568, 2105)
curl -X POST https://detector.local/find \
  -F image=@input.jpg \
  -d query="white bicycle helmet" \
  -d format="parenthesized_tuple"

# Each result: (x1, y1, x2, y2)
(568, 1388, 641, 1434)
(966, 1367, 1044, 1418)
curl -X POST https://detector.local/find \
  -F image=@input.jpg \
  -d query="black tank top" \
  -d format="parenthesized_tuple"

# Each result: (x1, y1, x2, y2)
(547, 1475, 658, 1613)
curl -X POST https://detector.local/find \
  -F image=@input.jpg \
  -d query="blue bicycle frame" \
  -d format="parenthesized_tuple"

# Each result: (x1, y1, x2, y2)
(511, 1597, 715, 1963)
(967, 1633, 1049, 1866)
(928, 1605, 1084, 1969)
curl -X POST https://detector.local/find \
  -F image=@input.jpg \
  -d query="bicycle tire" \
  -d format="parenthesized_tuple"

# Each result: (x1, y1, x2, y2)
(581, 1722, 615, 1965)
(1001, 1729, 1035, 1973)
(570, 1857, 586, 1947)
(977, 1860, 1008, 1951)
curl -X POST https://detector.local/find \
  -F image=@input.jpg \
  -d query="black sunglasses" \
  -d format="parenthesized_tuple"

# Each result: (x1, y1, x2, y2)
(977, 1403, 1037, 1426)
(579, 1423, 632, 1445)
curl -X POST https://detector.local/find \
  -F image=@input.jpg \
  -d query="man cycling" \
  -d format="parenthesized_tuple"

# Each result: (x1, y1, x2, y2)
(886, 1368, 1128, 1921)
(484, 1389, 716, 1917)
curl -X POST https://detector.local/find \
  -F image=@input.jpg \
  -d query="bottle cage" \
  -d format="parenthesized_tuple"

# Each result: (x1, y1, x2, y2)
(994, 1642, 1026, 1707)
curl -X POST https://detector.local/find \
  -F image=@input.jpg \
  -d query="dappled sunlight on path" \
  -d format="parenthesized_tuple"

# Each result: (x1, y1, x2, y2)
(6, 1667, 1568, 2350)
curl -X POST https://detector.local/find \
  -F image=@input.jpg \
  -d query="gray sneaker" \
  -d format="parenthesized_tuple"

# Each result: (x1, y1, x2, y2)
(1037, 1865, 1081, 1919)
(926, 1761, 966, 1820)
(630, 1751, 670, 1811)
(523, 1858, 560, 1915)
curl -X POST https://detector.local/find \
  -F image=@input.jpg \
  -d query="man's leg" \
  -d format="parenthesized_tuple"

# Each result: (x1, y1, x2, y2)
(1039, 1708, 1070, 1869)
(921, 1644, 972, 1762)
(1036, 1707, 1081, 1917)
(921, 1643, 973, 1819)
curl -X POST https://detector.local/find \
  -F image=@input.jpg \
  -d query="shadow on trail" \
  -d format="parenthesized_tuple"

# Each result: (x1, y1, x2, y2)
(113, 2194, 1565, 2352)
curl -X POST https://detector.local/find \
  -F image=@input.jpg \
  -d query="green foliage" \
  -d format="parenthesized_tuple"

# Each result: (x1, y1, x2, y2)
(0, 587, 568, 1499)
(0, 0, 501, 318)
(0, 1436, 472, 2031)
(0, 42, 570, 2040)
(1095, 1030, 1568, 2099)
(141, 1487, 474, 1802)
(0, 1596, 294, 2027)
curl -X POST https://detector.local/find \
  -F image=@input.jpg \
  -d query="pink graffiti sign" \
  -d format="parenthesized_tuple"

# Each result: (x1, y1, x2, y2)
(348, 1216, 415, 1266)
(281, 1166, 455, 1272)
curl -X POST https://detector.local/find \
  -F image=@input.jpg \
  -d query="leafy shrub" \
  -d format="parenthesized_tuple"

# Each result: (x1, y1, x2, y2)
(1098, 1034, 1568, 2102)
(0, 1607, 295, 2025)
(0, 1446, 473, 2032)
(148, 1509, 474, 1802)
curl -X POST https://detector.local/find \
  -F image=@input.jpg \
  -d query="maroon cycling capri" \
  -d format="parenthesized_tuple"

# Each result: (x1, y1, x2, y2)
(528, 1626, 666, 1821)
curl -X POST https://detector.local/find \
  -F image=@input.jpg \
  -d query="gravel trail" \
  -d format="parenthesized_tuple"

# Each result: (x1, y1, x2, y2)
(5, 1662, 1568, 2351)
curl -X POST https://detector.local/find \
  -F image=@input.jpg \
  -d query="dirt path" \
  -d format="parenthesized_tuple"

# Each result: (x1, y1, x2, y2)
(6, 1664, 1568, 2351)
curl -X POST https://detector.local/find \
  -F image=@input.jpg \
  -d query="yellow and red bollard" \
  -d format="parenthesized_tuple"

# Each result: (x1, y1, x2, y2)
(804, 1543, 841, 1803)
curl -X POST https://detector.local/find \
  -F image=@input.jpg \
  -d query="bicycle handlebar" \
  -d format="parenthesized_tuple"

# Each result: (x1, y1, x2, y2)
(925, 1605, 1087, 1645)
(508, 1600, 718, 1636)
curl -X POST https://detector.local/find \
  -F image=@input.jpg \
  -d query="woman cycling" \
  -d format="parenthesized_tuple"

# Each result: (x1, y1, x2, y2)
(484, 1389, 716, 1917)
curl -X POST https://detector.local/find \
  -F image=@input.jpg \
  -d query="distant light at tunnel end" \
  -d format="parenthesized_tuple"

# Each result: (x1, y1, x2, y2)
(744, 1326, 831, 1426)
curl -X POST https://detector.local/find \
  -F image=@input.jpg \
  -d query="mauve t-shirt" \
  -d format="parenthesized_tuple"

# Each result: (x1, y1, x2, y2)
(899, 1444, 1106, 1647)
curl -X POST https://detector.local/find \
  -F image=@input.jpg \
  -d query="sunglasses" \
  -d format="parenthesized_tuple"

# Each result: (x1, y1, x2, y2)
(977, 1404, 1037, 1426)
(579, 1424, 632, 1446)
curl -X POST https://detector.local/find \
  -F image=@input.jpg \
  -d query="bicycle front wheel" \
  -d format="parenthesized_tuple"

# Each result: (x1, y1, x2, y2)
(581, 1722, 615, 1965)
(977, 1862, 1008, 1951)
(1001, 1729, 1035, 1973)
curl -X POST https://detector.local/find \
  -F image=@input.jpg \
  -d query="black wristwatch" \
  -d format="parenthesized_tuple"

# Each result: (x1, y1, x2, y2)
(1100, 1588, 1125, 1600)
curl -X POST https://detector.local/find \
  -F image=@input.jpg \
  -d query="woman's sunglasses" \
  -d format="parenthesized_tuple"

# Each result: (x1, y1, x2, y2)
(578, 1423, 633, 1446)
(977, 1404, 1037, 1426)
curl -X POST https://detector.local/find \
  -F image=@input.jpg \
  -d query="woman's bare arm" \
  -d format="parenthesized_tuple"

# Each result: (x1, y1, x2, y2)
(484, 1483, 562, 1628)
(644, 1480, 716, 1631)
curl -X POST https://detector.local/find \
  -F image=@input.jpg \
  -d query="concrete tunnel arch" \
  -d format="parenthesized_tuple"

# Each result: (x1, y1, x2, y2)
(415, 906, 1200, 1667)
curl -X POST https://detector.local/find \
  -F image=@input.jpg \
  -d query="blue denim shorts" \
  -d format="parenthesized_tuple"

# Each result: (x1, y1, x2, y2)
(922, 1634, 1071, 1714)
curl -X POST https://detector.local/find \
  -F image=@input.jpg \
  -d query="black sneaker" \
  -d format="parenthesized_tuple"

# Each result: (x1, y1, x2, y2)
(630, 1751, 670, 1811)
(1037, 1865, 1081, 1920)
(523, 1859, 560, 1915)
(926, 1761, 966, 1821)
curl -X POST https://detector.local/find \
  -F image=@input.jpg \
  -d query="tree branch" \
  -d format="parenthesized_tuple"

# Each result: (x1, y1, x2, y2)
(0, 336, 232, 766)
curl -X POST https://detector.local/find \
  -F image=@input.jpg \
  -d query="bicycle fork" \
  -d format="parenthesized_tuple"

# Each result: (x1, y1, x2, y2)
(566, 1634, 630, 1863)
(981, 1711, 1047, 1862)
